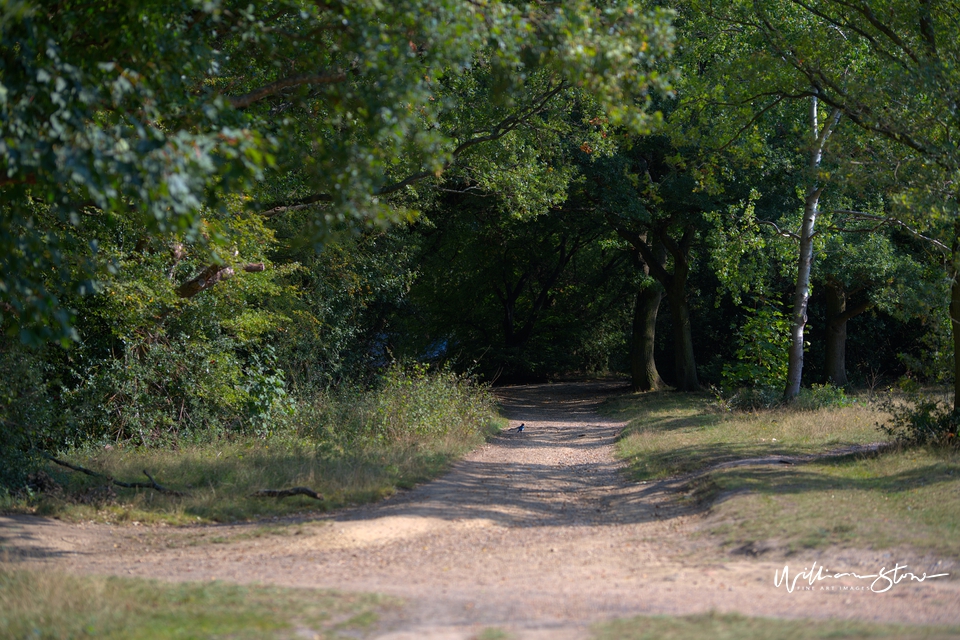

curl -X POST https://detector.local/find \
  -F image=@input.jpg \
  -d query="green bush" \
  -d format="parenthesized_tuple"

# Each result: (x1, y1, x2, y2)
(65, 336, 295, 446)
(721, 302, 790, 406)
(878, 393, 960, 448)
(793, 383, 852, 411)
(0, 339, 65, 489)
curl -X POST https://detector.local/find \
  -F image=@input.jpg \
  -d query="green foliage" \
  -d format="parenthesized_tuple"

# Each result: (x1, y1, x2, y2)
(1, 0, 675, 344)
(266, 224, 417, 389)
(793, 383, 852, 410)
(879, 393, 960, 449)
(296, 364, 498, 450)
(396, 156, 635, 381)
(55, 211, 296, 446)
(896, 302, 955, 385)
(706, 193, 796, 305)
(721, 301, 790, 399)
(0, 339, 62, 488)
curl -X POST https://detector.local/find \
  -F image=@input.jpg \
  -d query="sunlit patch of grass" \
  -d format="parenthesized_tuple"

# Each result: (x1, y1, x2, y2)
(605, 390, 960, 557)
(0, 565, 397, 639)
(592, 612, 960, 640)
(13, 418, 505, 525)
(607, 391, 885, 480)
(706, 447, 960, 556)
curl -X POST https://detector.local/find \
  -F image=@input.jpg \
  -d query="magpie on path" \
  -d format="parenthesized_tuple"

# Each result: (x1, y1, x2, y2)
(510, 423, 525, 433)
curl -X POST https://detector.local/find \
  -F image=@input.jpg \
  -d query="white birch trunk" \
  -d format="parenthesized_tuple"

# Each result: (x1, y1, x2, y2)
(784, 94, 841, 401)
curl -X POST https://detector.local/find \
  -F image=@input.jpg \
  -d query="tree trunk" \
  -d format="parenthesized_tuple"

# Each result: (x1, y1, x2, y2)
(784, 96, 840, 401)
(630, 280, 664, 391)
(951, 222, 960, 413)
(824, 281, 848, 386)
(784, 191, 817, 400)
(824, 279, 873, 387)
(614, 226, 698, 391)
(665, 279, 699, 391)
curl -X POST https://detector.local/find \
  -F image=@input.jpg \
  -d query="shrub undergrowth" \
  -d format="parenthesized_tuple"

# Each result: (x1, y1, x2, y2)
(3, 364, 503, 523)
(877, 392, 960, 448)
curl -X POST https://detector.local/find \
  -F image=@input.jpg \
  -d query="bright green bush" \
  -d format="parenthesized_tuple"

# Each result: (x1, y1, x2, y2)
(715, 301, 791, 410)
(793, 383, 853, 411)
(721, 302, 791, 396)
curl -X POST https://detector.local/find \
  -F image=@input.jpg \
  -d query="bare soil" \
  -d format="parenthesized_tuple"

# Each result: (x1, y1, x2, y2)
(3, 380, 959, 639)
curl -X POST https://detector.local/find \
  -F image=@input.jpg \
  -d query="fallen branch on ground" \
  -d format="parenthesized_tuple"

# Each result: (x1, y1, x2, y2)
(44, 455, 185, 496)
(251, 487, 323, 500)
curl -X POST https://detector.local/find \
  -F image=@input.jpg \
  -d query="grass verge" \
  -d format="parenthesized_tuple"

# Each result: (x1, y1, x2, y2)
(2, 368, 506, 524)
(592, 612, 960, 640)
(605, 392, 883, 480)
(0, 565, 396, 639)
(607, 391, 960, 557)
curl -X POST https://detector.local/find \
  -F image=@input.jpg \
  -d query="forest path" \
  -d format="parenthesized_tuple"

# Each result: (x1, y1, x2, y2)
(3, 380, 959, 638)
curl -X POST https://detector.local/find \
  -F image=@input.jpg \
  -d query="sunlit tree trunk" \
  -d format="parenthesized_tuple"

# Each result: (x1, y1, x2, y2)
(785, 94, 840, 401)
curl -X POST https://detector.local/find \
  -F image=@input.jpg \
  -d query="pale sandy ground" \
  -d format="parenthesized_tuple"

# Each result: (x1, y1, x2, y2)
(2, 380, 959, 638)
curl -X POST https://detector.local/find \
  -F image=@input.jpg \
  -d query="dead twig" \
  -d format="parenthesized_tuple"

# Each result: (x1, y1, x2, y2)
(44, 455, 185, 496)
(251, 487, 323, 500)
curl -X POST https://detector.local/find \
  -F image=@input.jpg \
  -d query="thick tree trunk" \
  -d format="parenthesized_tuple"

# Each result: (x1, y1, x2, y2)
(613, 225, 698, 391)
(824, 279, 872, 387)
(665, 280, 699, 391)
(824, 281, 848, 386)
(630, 280, 664, 391)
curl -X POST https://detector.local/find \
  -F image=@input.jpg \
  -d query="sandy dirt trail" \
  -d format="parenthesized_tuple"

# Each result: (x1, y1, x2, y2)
(3, 380, 960, 638)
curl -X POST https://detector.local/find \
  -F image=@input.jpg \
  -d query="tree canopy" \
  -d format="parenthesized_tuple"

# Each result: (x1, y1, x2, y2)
(1, 0, 674, 343)
(4, 0, 960, 487)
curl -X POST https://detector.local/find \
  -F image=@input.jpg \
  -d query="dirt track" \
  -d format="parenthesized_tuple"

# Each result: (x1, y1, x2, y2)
(3, 380, 959, 638)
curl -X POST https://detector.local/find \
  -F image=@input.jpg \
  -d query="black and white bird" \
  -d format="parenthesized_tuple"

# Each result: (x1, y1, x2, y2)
(512, 423, 525, 433)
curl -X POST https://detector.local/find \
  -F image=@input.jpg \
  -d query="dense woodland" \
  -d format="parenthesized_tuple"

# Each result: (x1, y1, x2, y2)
(3, 0, 960, 489)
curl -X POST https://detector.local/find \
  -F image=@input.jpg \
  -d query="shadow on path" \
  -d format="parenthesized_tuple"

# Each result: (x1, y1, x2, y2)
(333, 379, 695, 528)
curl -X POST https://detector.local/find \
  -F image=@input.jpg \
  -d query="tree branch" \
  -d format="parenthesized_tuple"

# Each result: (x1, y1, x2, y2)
(714, 95, 788, 153)
(228, 71, 346, 109)
(176, 263, 265, 298)
(257, 82, 568, 215)
(836, 299, 873, 324)
(0, 174, 37, 187)
(252, 487, 323, 500)
(788, 0, 915, 72)
(45, 455, 185, 496)
(828, 209, 950, 252)
(757, 218, 801, 240)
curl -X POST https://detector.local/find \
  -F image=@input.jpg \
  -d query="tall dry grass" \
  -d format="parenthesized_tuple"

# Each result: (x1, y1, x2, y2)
(8, 366, 504, 523)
